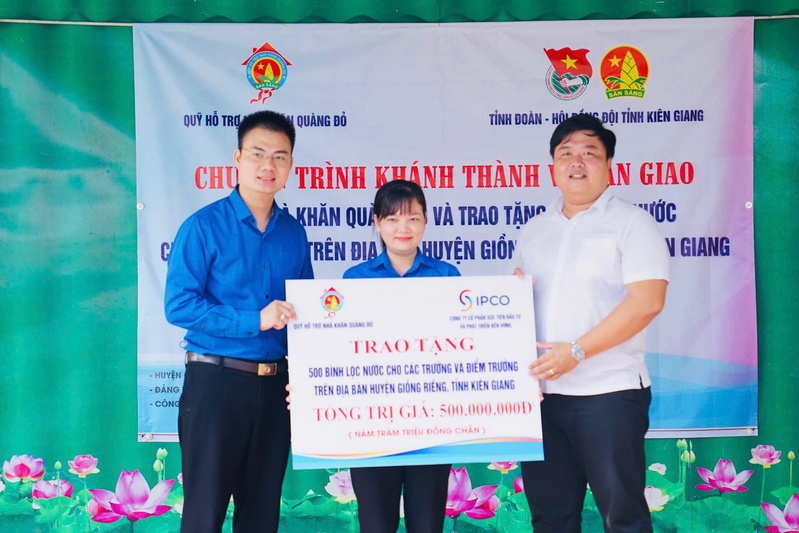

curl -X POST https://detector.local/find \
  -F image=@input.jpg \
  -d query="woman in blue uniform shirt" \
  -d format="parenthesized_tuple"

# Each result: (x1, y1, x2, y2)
(345, 180, 459, 533)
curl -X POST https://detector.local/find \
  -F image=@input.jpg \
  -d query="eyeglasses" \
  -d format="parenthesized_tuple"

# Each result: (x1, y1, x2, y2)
(240, 148, 292, 167)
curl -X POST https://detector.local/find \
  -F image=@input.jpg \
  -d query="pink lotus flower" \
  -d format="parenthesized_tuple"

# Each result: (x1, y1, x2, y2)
(87, 495, 117, 523)
(325, 470, 356, 503)
(762, 493, 799, 533)
(32, 479, 73, 499)
(648, 463, 667, 475)
(513, 476, 524, 494)
(487, 461, 518, 474)
(467, 485, 500, 519)
(644, 486, 669, 512)
(446, 467, 500, 519)
(88, 470, 174, 523)
(751, 445, 782, 468)
(68, 455, 100, 478)
(696, 459, 753, 493)
(3, 455, 45, 482)
(447, 467, 474, 518)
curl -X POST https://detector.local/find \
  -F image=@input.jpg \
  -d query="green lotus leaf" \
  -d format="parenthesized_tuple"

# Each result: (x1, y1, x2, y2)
(284, 494, 343, 519)
(771, 485, 799, 506)
(284, 492, 326, 509)
(0, 497, 37, 516)
(646, 471, 685, 504)
(131, 515, 170, 533)
(162, 484, 183, 508)
(73, 488, 93, 506)
(742, 503, 765, 523)
(33, 496, 72, 523)
(673, 496, 756, 532)
(495, 483, 512, 501)
(97, 517, 131, 532)
(495, 506, 533, 532)
(651, 503, 679, 533)
(50, 524, 82, 533)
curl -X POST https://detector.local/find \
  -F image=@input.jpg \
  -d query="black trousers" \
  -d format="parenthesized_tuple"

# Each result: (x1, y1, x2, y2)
(521, 388, 652, 533)
(350, 463, 451, 533)
(178, 362, 290, 533)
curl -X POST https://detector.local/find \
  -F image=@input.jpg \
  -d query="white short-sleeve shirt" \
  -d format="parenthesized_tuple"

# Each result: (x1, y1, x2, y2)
(513, 187, 670, 396)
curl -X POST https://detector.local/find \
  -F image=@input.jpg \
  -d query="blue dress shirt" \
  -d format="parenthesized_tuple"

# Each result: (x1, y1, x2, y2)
(165, 187, 314, 361)
(344, 249, 459, 279)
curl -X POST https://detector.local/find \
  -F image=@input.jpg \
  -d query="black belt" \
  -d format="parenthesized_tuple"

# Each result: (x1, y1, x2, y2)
(186, 352, 287, 376)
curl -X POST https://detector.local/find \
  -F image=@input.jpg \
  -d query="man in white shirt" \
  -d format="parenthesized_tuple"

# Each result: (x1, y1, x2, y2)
(513, 114, 669, 533)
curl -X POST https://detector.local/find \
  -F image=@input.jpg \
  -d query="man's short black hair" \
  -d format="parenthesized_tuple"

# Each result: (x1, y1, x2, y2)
(549, 113, 616, 159)
(237, 110, 296, 152)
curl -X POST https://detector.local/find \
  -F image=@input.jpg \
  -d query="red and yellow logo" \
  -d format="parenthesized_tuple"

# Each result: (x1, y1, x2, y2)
(543, 47, 593, 101)
(600, 46, 649, 100)
(320, 287, 344, 317)
(242, 42, 291, 105)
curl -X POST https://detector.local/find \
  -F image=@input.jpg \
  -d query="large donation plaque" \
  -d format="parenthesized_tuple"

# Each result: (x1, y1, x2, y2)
(286, 275, 542, 469)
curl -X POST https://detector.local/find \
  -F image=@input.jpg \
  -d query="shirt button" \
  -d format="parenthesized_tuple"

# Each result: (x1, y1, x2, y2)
(263, 264, 268, 269)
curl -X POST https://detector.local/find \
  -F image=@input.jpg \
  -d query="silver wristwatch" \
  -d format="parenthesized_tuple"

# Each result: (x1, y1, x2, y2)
(571, 341, 586, 363)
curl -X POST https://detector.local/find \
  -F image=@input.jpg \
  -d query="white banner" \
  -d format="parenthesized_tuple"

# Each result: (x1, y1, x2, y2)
(286, 276, 542, 469)
(134, 18, 756, 440)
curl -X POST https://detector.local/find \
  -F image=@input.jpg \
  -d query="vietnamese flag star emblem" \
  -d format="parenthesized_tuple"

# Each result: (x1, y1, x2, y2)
(543, 47, 593, 79)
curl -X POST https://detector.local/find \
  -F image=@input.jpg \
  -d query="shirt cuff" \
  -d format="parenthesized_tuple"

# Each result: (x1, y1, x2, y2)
(240, 310, 261, 337)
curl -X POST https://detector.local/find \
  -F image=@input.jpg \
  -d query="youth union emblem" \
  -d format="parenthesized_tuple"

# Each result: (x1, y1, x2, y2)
(543, 47, 593, 101)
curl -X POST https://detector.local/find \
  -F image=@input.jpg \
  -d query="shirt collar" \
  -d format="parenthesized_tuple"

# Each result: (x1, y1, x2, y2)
(551, 186, 614, 219)
(376, 248, 429, 276)
(591, 187, 614, 213)
(229, 186, 282, 224)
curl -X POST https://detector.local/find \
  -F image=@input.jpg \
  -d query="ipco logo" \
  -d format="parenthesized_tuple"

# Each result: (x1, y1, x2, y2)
(459, 290, 510, 311)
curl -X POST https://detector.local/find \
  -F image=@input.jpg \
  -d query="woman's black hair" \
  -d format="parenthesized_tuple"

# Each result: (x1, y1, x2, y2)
(373, 180, 427, 219)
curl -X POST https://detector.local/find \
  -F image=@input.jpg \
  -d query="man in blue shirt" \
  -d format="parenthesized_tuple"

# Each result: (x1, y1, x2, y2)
(165, 110, 313, 533)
